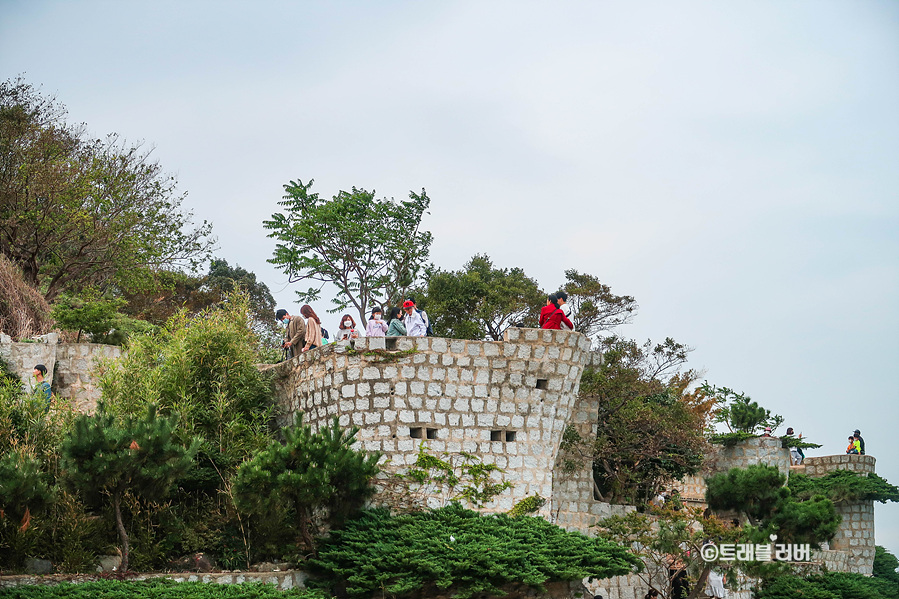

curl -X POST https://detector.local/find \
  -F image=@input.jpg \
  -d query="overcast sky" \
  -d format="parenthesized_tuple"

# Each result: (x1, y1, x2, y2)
(3, 1, 897, 554)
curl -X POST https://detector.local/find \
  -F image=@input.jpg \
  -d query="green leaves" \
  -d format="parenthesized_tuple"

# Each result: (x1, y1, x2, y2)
(421, 254, 544, 340)
(310, 504, 640, 599)
(789, 470, 899, 504)
(702, 382, 784, 434)
(264, 179, 432, 322)
(232, 416, 381, 551)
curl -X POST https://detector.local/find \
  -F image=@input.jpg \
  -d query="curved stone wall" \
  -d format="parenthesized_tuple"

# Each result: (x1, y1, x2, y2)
(265, 327, 592, 512)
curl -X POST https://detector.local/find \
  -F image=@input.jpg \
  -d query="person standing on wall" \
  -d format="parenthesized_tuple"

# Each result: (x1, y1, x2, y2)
(539, 293, 557, 328)
(365, 307, 388, 337)
(386, 307, 407, 336)
(540, 299, 573, 330)
(300, 305, 323, 352)
(854, 430, 865, 455)
(402, 300, 428, 337)
(276, 309, 306, 359)
(556, 291, 574, 331)
(337, 314, 360, 340)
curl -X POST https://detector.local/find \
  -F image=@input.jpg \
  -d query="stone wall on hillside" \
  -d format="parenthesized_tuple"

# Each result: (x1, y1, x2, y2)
(264, 327, 593, 514)
(0, 333, 120, 413)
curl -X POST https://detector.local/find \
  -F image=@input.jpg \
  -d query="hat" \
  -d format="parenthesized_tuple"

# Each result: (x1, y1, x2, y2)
(402, 300, 415, 308)
(276, 309, 288, 320)
(853, 429, 861, 435)
(764, 427, 772, 432)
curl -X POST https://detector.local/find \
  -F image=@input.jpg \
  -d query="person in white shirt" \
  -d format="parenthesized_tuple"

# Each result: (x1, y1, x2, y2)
(402, 300, 427, 337)
(556, 291, 573, 330)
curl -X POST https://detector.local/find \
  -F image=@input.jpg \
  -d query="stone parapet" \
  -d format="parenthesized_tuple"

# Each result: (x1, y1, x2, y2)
(53, 343, 121, 413)
(803, 454, 876, 477)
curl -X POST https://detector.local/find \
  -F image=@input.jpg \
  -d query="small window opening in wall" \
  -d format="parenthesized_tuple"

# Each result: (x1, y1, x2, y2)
(490, 430, 503, 442)
(390, 387, 395, 395)
(535, 379, 549, 390)
(426, 428, 438, 440)
(385, 338, 397, 351)
(505, 431, 516, 442)
(410, 427, 423, 439)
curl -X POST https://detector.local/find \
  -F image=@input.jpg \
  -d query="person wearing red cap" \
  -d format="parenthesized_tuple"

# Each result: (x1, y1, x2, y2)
(402, 299, 428, 336)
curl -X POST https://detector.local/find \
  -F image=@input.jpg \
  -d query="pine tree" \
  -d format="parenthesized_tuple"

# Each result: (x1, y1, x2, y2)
(233, 416, 380, 553)
(60, 406, 199, 571)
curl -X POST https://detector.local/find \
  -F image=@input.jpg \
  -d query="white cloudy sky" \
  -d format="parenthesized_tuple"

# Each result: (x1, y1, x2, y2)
(3, 1, 897, 553)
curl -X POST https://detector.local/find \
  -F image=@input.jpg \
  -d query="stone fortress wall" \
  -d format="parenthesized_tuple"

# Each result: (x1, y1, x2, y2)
(0, 333, 120, 413)
(264, 327, 595, 513)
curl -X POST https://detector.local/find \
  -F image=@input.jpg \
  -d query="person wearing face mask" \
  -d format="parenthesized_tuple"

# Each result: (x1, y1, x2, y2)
(366, 307, 388, 337)
(275, 308, 306, 358)
(337, 314, 360, 340)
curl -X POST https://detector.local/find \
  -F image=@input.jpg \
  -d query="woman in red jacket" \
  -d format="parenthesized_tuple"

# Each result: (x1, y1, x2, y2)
(539, 293, 557, 328)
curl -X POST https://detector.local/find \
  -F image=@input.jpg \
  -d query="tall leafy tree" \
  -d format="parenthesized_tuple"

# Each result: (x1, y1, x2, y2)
(0, 77, 214, 300)
(562, 269, 638, 340)
(422, 254, 544, 340)
(264, 178, 432, 323)
(60, 406, 199, 571)
(575, 335, 710, 504)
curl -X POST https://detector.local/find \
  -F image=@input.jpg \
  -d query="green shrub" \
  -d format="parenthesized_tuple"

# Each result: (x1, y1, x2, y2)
(51, 293, 128, 343)
(233, 416, 380, 555)
(60, 406, 199, 571)
(99, 290, 275, 494)
(309, 503, 641, 599)
(874, 545, 899, 584)
(757, 571, 899, 599)
(0, 579, 327, 598)
(789, 470, 899, 504)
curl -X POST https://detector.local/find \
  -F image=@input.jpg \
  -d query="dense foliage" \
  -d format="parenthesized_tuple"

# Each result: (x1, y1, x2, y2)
(705, 464, 839, 545)
(233, 417, 380, 554)
(0, 77, 214, 300)
(264, 178, 432, 323)
(0, 580, 325, 599)
(576, 335, 712, 504)
(421, 254, 544, 340)
(756, 571, 899, 599)
(703, 383, 783, 434)
(309, 503, 641, 598)
(561, 269, 638, 340)
(597, 506, 741, 599)
(789, 470, 899, 504)
(60, 406, 199, 571)
(99, 292, 274, 493)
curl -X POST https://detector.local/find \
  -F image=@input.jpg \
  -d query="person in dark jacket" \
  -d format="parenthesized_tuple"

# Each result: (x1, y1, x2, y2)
(854, 430, 865, 455)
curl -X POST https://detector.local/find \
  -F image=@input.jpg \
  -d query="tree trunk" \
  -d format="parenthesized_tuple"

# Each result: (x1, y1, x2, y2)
(113, 492, 130, 572)
(687, 565, 711, 599)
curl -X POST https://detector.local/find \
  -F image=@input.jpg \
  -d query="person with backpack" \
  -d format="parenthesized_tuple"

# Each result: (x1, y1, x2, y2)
(539, 293, 557, 328)
(402, 300, 428, 337)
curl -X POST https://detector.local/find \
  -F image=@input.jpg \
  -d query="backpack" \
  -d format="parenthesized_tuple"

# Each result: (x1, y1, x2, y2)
(416, 309, 434, 336)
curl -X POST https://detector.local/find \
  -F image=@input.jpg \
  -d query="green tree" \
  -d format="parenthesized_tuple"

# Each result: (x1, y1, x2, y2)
(576, 335, 709, 504)
(703, 383, 784, 435)
(99, 291, 274, 494)
(50, 293, 126, 342)
(60, 406, 199, 571)
(0, 449, 53, 528)
(597, 506, 742, 599)
(422, 254, 544, 340)
(705, 464, 839, 545)
(0, 77, 214, 300)
(309, 503, 640, 599)
(788, 470, 899, 504)
(232, 416, 380, 554)
(264, 179, 432, 323)
(562, 269, 638, 340)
